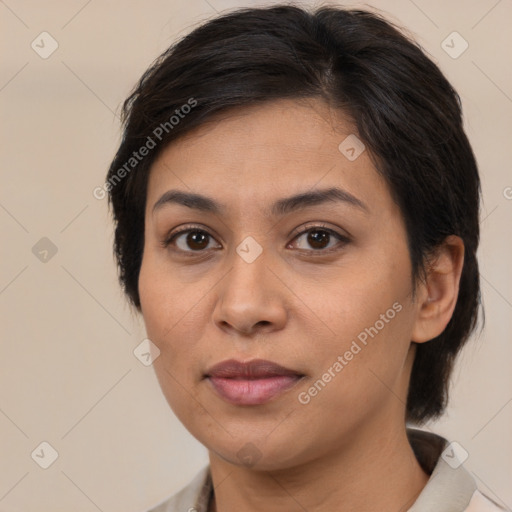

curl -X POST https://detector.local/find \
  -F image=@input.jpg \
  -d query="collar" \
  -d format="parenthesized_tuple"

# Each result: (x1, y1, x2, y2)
(168, 428, 479, 512)
(406, 428, 477, 511)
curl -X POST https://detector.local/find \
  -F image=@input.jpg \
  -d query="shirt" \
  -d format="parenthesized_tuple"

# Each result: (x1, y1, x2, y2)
(147, 428, 505, 512)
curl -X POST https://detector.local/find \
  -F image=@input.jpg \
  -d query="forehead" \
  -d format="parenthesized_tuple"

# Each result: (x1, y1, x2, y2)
(146, 98, 391, 214)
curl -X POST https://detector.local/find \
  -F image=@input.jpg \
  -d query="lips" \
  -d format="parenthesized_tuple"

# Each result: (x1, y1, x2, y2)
(206, 359, 301, 379)
(205, 359, 304, 405)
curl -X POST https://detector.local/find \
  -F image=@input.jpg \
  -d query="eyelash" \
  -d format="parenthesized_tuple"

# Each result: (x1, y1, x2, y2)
(161, 223, 350, 257)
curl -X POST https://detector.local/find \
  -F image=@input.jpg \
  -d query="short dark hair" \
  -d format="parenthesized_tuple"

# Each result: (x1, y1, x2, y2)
(106, 4, 481, 424)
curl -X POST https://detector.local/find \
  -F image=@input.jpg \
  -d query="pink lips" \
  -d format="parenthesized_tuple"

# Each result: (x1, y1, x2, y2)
(205, 359, 304, 405)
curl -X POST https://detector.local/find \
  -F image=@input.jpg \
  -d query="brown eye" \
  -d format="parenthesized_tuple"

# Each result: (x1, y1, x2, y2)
(291, 226, 349, 252)
(164, 228, 221, 253)
(163, 224, 349, 257)
(182, 231, 210, 250)
(306, 230, 330, 249)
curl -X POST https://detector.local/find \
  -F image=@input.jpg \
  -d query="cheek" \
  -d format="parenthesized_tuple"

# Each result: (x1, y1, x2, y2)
(297, 243, 414, 399)
(138, 250, 215, 381)
(139, 254, 183, 371)
(139, 255, 212, 426)
(139, 251, 194, 338)
(138, 254, 169, 342)
(293, 296, 414, 445)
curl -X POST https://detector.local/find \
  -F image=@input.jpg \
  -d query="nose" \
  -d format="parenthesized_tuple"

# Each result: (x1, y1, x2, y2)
(212, 250, 288, 336)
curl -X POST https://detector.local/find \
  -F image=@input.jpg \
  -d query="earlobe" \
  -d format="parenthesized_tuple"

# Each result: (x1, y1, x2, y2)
(411, 235, 465, 343)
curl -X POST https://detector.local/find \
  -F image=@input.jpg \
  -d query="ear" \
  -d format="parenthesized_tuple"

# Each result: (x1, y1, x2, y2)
(411, 235, 465, 343)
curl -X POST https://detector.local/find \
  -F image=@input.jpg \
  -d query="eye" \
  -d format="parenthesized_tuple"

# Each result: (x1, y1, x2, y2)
(162, 226, 221, 254)
(162, 223, 350, 256)
(289, 224, 350, 253)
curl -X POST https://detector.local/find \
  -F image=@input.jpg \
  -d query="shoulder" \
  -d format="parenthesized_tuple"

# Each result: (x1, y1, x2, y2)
(146, 466, 211, 512)
(464, 490, 507, 512)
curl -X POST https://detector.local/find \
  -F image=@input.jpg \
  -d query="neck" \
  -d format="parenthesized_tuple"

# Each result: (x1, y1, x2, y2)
(208, 422, 429, 512)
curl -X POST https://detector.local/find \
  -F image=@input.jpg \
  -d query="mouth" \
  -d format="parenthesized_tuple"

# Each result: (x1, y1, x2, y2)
(204, 358, 305, 406)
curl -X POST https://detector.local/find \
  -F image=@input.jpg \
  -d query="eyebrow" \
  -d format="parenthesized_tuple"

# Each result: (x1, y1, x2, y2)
(152, 187, 368, 216)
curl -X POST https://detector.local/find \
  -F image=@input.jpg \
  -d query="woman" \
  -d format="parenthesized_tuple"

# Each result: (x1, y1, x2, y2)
(105, 4, 503, 511)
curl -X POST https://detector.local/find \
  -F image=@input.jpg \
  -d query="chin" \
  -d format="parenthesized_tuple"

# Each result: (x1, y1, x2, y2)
(206, 436, 311, 472)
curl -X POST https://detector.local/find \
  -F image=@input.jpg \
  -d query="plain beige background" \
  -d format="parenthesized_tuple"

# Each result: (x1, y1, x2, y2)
(1, 0, 511, 511)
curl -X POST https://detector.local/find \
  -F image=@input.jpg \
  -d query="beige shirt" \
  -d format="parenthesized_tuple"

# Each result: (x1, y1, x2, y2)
(147, 429, 504, 512)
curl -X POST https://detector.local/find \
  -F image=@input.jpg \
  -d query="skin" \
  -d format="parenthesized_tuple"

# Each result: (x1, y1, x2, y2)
(138, 98, 464, 512)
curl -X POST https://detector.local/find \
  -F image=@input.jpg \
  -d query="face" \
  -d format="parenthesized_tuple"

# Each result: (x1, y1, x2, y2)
(139, 98, 421, 470)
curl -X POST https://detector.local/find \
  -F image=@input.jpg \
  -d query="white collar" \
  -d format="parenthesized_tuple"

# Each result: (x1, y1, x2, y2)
(149, 428, 503, 512)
